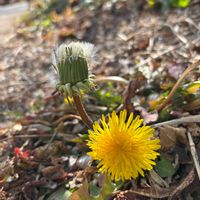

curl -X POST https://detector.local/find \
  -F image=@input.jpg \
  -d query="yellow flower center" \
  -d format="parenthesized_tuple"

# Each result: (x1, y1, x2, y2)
(87, 110, 160, 181)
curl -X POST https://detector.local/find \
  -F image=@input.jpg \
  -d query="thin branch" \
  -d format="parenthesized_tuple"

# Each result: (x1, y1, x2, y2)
(187, 132, 200, 180)
(168, 168, 195, 200)
(73, 95, 93, 129)
(157, 60, 200, 112)
(152, 114, 200, 128)
(113, 187, 172, 199)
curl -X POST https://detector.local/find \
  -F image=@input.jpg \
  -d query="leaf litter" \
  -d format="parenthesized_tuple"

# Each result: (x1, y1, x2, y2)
(0, 0, 200, 199)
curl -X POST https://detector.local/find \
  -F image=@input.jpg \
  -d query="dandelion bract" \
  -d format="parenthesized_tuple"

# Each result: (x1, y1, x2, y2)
(52, 41, 96, 97)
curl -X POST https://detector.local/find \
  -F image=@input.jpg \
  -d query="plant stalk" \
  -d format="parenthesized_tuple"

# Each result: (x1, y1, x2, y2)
(73, 95, 93, 129)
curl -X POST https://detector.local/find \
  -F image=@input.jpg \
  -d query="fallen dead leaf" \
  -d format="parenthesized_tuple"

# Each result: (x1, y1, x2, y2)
(41, 166, 68, 181)
(0, 188, 7, 200)
(159, 125, 187, 151)
(69, 179, 90, 200)
(187, 123, 200, 136)
(33, 141, 68, 160)
(13, 123, 22, 132)
(183, 98, 200, 111)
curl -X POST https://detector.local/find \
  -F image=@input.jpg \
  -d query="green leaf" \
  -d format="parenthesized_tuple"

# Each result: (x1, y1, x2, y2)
(155, 155, 175, 178)
(46, 186, 72, 200)
(96, 175, 116, 200)
(171, 0, 190, 8)
(40, 18, 52, 27)
(158, 107, 171, 122)
(148, 0, 155, 6)
(89, 183, 101, 197)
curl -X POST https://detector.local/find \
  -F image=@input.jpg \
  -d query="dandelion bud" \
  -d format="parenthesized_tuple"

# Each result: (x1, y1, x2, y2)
(52, 41, 96, 97)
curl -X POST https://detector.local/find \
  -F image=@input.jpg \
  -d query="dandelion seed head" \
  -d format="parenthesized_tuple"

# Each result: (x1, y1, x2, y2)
(51, 41, 96, 97)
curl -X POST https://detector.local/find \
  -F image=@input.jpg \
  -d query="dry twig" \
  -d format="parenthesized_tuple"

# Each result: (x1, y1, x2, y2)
(152, 114, 200, 128)
(113, 186, 173, 199)
(163, 24, 188, 44)
(187, 132, 200, 180)
(53, 114, 82, 126)
(168, 168, 195, 200)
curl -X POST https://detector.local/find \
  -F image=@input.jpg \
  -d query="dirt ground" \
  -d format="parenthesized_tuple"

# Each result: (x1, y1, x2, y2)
(0, 0, 200, 199)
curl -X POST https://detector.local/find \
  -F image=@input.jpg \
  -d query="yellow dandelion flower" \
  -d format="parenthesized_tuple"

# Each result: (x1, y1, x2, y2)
(87, 110, 160, 181)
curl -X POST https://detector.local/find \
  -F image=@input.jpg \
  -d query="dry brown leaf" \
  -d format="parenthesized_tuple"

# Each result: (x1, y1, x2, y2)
(136, 107, 158, 124)
(58, 27, 75, 38)
(149, 170, 169, 188)
(159, 125, 187, 151)
(33, 141, 68, 160)
(13, 123, 23, 132)
(123, 72, 146, 114)
(0, 188, 7, 200)
(137, 36, 149, 50)
(187, 123, 200, 136)
(0, 159, 14, 185)
(41, 166, 68, 181)
(183, 98, 200, 111)
(69, 179, 90, 200)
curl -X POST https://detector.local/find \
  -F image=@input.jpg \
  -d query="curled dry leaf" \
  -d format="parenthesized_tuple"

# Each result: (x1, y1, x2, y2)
(33, 141, 68, 160)
(123, 72, 146, 114)
(187, 123, 200, 136)
(0, 159, 14, 185)
(183, 98, 200, 111)
(159, 125, 187, 151)
(22, 178, 47, 200)
(136, 106, 158, 124)
(149, 169, 169, 188)
(0, 188, 6, 200)
(69, 179, 90, 200)
(168, 63, 185, 80)
(41, 166, 68, 181)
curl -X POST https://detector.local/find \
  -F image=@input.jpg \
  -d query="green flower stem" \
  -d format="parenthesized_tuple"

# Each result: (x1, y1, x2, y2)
(73, 95, 93, 129)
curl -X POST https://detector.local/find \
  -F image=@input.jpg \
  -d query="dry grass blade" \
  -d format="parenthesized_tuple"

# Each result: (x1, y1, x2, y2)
(95, 76, 129, 85)
(187, 132, 200, 180)
(117, 186, 173, 199)
(163, 24, 188, 44)
(157, 60, 200, 112)
(168, 168, 195, 200)
(152, 114, 200, 127)
(20, 119, 52, 127)
(53, 114, 82, 126)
